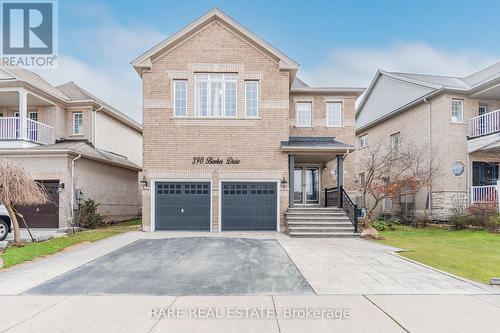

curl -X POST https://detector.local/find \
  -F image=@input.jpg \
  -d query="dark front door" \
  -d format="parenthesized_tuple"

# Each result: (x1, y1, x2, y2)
(15, 180, 59, 228)
(221, 182, 277, 231)
(473, 162, 499, 186)
(155, 182, 211, 231)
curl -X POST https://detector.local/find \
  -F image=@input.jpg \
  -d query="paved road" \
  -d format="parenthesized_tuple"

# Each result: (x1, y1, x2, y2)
(0, 231, 499, 332)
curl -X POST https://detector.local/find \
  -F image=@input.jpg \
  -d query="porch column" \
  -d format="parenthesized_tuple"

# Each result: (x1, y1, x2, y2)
(288, 154, 295, 208)
(18, 89, 27, 140)
(337, 155, 344, 206)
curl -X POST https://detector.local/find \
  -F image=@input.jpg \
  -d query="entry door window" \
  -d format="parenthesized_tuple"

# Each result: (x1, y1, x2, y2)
(473, 162, 499, 186)
(305, 168, 319, 203)
(293, 168, 303, 203)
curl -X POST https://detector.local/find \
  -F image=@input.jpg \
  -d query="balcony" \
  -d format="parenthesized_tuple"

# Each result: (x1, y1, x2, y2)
(0, 117, 54, 146)
(470, 185, 498, 205)
(468, 109, 500, 153)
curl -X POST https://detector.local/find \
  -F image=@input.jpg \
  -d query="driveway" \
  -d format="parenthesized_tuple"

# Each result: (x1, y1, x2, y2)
(26, 237, 313, 295)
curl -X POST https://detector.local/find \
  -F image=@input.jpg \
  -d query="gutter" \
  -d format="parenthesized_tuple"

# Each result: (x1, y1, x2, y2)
(93, 105, 104, 149)
(70, 154, 82, 223)
(424, 98, 433, 217)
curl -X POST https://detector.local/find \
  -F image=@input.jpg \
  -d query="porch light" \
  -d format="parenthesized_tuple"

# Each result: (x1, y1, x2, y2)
(281, 176, 287, 189)
(140, 175, 148, 189)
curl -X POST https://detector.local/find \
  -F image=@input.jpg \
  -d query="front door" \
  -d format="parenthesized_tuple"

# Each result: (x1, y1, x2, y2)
(294, 166, 320, 204)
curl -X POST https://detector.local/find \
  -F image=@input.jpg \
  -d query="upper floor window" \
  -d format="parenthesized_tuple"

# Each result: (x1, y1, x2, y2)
(479, 104, 488, 115)
(173, 80, 187, 117)
(359, 173, 366, 189)
(296, 102, 312, 127)
(28, 112, 38, 122)
(451, 99, 464, 123)
(390, 132, 400, 151)
(245, 81, 259, 117)
(195, 73, 237, 117)
(358, 134, 368, 148)
(326, 101, 342, 127)
(73, 112, 83, 135)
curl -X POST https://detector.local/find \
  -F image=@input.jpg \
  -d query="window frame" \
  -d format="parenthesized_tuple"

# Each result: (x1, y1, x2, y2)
(451, 99, 464, 123)
(359, 173, 366, 189)
(296, 101, 312, 127)
(194, 73, 237, 118)
(326, 101, 343, 127)
(173, 80, 187, 117)
(390, 132, 400, 151)
(73, 112, 83, 135)
(358, 134, 368, 149)
(28, 111, 38, 122)
(244, 80, 259, 118)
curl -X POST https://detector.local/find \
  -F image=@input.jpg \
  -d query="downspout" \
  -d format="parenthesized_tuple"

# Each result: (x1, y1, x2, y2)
(93, 105, 104, 149)
(70, 154, 82, 224)
(424, 98, 432, 217)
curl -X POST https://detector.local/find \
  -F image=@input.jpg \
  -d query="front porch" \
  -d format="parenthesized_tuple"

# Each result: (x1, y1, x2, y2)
(0, 89, 55, 147)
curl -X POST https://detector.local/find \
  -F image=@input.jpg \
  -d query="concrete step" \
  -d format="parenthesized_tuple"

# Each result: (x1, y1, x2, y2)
(288, 226, 354, 233)
(288, 231, 361, 238)
(286, 221, 354, 228)
(286, 211, 346, 216)
(288, 207, 341, 212)
(286, 216, 351, 222)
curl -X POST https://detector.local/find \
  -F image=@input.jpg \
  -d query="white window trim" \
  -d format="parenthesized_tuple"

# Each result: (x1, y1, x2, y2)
(451, 99, 464, 123)
(73, 112, 83, 135)
(173, 80, 187, 117)
(28, 111, 38, 121)
(326, 101, 343, 127)
(244, 80, 259, 118)
(295, 101, 313, 127)
(358, 134, 368, 149)
(390, 132, 400, 150)
(194, 73, 237, 118)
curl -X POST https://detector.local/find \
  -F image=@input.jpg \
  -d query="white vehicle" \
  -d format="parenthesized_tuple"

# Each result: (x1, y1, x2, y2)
(0, 204, 12, 241)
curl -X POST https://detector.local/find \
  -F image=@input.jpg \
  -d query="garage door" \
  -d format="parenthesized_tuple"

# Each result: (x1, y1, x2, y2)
(16, 180, 59, 228)
(221, 182, 277, 231)
(155, 182, 211, 231)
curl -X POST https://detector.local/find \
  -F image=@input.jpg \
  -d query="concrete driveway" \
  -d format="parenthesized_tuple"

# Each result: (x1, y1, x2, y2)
(1, 231, 499, 332)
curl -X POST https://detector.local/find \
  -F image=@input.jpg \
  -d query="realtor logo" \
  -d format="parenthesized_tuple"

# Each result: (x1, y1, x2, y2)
(1, 0, 58, 68)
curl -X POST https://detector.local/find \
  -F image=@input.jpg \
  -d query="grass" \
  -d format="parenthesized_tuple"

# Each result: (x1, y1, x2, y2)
(377, 226, 500, 283)
(1, 219, 141, 269)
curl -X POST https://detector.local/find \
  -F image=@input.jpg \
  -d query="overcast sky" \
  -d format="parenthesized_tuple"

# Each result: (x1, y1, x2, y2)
(34, 0, 500, 123)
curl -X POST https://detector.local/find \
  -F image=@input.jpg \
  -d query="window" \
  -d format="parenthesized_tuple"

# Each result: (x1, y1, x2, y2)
(479, 104, 488, 115)
(390, 132, 400, 151)
(28, 112, 38, 122)
(358, 134, 368, 148)
(451, 99, 463, 123)
(195, 73, 237, 117)
(245, 81, 259, 117)
(359, 173, 366, 189)
(73, 112, 83, 135)
(326, 102, 342, 127)
(296, 102, 312, 127)
(173, 80, 187, 117)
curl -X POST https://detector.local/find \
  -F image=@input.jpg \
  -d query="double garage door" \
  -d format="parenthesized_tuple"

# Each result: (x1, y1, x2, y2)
(16, 180, 59, 228)
(155, 181, 277, 231)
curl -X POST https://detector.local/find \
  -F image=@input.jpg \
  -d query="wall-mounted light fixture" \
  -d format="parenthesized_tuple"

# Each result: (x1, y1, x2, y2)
(140, 175, 148, 189)
(57, 182, 65, 193)
(280, 176, 287, 189)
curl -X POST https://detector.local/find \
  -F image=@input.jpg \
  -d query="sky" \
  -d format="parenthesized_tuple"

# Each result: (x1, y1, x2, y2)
(33, 0, 500, 123)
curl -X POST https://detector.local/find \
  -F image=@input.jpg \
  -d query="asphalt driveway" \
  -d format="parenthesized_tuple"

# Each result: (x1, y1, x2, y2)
(26, 237, 313, 295)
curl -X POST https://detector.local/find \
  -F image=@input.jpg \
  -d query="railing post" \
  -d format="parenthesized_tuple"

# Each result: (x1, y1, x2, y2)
(338, 185, 343, 208)
(324, 188, 327, 207)
(353, 204, 358, 233)
(497, 180, 500, 212)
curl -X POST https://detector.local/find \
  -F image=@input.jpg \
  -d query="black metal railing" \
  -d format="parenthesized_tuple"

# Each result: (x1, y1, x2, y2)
(325, 185, 358, 233)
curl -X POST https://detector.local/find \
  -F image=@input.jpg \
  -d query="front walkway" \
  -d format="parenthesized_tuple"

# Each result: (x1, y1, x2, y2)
(0, 231, 499, 332)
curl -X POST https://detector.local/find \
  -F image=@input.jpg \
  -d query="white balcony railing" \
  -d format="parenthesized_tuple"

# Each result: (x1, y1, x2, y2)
(469, 109, 500, 138)
(471, 185, 498, 204)
(0, 117, 54, 145)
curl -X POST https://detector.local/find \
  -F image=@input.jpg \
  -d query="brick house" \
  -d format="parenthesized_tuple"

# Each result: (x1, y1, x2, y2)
(0, 66, 142, 228)
(133, 9, 364, 235)
(356, 63, 500, 220)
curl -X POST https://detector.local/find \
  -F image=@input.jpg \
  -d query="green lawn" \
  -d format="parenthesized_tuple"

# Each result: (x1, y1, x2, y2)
(1, 219, 141, 269)
(377, 227, 500, 284)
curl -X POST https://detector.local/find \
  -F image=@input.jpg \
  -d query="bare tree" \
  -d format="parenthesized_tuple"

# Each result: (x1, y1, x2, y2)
(358, 138, 438, 224)
(0, 160, 49, 245)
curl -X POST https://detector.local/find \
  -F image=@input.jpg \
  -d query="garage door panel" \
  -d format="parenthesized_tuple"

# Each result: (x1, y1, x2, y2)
(16, 180, 59, 228)
(155, 182, 210, 231)
(221, 182, 277, 231)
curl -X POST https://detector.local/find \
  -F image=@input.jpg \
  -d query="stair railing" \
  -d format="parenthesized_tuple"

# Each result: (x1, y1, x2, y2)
(325, 185, 358, 233)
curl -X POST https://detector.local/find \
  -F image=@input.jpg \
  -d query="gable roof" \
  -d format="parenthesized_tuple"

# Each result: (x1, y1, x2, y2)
(131, 8, 299, 76)
(356, 61, 500, 132)
(56, 82, 142, 132)
(291, 77, 365, 94)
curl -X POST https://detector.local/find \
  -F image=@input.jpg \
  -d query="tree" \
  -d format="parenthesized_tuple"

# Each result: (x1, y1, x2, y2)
(0, 160, 49, 245)
(358, 138, 438, 224)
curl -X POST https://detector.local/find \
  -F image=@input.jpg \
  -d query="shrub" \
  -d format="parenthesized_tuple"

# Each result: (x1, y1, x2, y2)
(487, 213, 500, 233)
(449, 213, 473, 230)
(371, 220, 395, 232)
(468, 203, 497, 228)
(376, 212, 392, 221)
(75, 198, 103, 229)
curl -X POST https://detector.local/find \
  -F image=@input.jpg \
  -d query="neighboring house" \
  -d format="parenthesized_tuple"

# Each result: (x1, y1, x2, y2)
(356, 62, 500, 220)
(0, 65, 142, 229)
(132, 9, 364, 234)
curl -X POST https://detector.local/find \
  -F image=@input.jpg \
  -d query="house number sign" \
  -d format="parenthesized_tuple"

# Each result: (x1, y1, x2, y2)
(192, 156, 240, 165)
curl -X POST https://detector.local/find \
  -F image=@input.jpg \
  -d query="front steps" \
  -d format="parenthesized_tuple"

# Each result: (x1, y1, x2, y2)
(286, 207, 360, 238)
